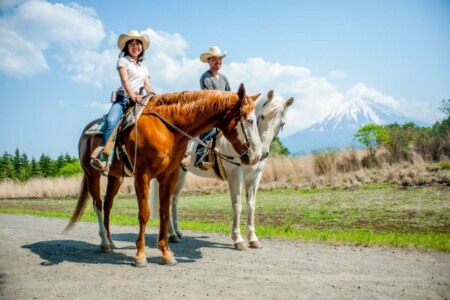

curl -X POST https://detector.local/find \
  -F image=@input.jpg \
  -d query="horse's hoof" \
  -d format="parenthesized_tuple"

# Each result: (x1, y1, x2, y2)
(234, 242, 247, 251)
(249, 240, 262, 249)
(169, 235, 181, 243)
(134, 258, 148, 268)
(162, 256, 177, 266)
(101, 244, 111, 253)
(176, 231, 184, 239)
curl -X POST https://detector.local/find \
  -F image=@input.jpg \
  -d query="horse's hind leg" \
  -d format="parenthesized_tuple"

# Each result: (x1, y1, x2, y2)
(85, 174, 110, 252)
(103, 175, 122, 251)
(169, 169, 187, 242)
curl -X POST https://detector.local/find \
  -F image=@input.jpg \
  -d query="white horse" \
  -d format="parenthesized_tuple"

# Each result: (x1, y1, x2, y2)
(150, 90, 294, 249)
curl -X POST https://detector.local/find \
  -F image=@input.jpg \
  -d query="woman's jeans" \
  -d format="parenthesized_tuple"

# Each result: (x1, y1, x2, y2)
(102, 97, 130, 146)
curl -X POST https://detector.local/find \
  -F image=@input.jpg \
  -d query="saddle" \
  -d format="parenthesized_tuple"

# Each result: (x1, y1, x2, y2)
(195, 132, 228, 181)
(85, 93, 155, 176)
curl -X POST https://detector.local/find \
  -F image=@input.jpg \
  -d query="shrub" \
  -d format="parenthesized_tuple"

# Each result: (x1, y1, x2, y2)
(59, 162, 83, 177)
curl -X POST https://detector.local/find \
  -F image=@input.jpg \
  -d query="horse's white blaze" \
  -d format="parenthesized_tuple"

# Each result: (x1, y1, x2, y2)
(236, 111, 261, 164)
(150, 91, 294, 247)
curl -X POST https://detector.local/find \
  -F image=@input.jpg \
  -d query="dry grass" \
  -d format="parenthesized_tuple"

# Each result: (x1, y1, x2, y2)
(0, 148, 449, 199)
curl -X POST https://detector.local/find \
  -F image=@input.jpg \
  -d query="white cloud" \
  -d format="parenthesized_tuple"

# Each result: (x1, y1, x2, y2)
(346, 83, 400, 109)
(0, 0, 104, 77)
(0, 26, 48, 76)
(328, 70, 347, 79)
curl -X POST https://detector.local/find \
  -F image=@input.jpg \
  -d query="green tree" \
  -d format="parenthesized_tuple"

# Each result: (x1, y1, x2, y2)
(39, 154, 57, 177)
(0, 152, 14, 180)
(30, 157, 43, 178)
(18, 153, 31, 181)
(354, 124, 389, 159)
(383, 122, 419, 162)
(270, 137, 290, 156)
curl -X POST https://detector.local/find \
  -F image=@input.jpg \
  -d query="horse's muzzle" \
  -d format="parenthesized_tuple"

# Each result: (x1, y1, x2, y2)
(240, 150, 261, 165)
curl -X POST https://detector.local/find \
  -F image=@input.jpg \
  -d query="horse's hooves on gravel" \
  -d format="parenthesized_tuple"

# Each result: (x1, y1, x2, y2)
(162, 256, 178, 266)
(234, 242, 247, 250)
(176, 232, 184, 239)
(169, 235, 181, 243)
(249, 240, 262, 249)
(100, 244, 111, 253)
(134, 258, 148, 268)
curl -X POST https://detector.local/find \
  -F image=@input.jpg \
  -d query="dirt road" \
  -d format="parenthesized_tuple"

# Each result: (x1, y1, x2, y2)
(0, 214, 448, 299)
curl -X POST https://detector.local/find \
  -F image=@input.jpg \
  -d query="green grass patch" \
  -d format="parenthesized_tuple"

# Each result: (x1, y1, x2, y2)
(1, 184, 449, 252)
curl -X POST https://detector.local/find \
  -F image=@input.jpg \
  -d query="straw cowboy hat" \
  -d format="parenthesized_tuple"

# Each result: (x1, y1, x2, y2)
(200, 46, 227, 63)
(117, 30, 150, 50)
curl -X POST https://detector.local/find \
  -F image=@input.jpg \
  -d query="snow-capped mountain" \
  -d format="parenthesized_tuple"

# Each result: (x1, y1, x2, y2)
(281, 96, 428, 155)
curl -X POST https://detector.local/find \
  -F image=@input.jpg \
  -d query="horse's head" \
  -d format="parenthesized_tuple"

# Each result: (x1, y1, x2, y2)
(220, 84, 262, 165)
(256, 90, 294, 159)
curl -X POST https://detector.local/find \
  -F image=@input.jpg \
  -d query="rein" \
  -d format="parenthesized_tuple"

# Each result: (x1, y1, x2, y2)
(135, 94, 250, 166)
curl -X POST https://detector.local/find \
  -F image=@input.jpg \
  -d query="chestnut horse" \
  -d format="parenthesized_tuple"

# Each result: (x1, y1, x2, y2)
(65, 84, 262, 267)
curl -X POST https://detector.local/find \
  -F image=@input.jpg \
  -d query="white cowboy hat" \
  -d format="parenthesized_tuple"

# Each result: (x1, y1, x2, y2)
(117, 30, 150, 51)
(200, 46, 227, 63)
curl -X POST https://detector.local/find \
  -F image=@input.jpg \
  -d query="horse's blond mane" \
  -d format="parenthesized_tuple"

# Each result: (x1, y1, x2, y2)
(257, 94, 286, 118)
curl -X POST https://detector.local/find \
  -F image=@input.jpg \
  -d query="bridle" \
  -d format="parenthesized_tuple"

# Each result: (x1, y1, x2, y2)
(136, 94, 255, 166)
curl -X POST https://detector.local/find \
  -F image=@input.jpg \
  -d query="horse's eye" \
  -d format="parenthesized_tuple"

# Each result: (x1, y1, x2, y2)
(260, 115, 265, 120)
(248, 118, 254, 125)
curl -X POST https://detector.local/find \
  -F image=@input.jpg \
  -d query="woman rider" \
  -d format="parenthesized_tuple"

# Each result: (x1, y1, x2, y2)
(91, 30, 152, 172)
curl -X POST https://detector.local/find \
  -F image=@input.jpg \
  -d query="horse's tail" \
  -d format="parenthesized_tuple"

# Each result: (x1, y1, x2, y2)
(64, 175, 90, 233)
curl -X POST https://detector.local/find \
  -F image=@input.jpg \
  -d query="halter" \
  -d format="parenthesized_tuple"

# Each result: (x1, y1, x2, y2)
(136, 95, 254, 166)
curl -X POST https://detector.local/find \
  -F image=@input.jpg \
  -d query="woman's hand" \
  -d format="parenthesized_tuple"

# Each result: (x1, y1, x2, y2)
(132, 94, 143, 103)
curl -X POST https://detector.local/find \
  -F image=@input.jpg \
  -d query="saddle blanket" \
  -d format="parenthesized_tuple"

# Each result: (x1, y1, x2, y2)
(84, 93, 154, 136)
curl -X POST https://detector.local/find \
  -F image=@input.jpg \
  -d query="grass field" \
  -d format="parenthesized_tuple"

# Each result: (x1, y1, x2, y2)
(1, 183, 449, 252)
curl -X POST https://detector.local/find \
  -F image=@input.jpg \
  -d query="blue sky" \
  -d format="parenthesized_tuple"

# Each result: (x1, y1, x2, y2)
(1, 0, 449, 158)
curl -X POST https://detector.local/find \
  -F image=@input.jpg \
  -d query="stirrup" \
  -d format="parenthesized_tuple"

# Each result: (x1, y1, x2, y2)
(90, 158, 109, 174)
(91, 146, 104, 160)
(194, 154, 210, 171)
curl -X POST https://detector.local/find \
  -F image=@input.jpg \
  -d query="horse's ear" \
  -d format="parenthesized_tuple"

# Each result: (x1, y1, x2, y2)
(267, 90, 274, 100)
(250, 93, 261, 102)
(237, 83, 246, 99)
(286, 97, 294, 107)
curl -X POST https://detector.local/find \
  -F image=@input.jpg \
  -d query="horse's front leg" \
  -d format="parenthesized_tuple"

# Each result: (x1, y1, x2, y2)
(102, 175, 122, 252)
(158, 173, 178, 265)
(244, 172, 262, 249)
(227, 168, 246, 250)
(134, 173, 151, 267)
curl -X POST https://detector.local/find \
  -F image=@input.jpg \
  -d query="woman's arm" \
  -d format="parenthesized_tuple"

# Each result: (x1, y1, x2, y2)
(118, 67, 142, 103)
(144, 76, 152, 94)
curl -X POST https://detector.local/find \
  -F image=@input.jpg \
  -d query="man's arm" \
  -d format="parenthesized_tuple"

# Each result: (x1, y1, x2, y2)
(200, 77, 215, 90)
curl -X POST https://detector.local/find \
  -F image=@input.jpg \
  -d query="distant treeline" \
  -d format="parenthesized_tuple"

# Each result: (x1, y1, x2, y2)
(0, 150, 82, 181)
(353, 99, 450, 165)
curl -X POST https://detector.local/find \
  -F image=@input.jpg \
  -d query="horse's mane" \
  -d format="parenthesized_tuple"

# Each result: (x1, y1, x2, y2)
(256, 92, 286, 118)
(150, 90, 254, 119)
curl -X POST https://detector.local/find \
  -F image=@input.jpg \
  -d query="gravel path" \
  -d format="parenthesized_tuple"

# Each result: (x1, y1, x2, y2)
(0, 214, 448, 299)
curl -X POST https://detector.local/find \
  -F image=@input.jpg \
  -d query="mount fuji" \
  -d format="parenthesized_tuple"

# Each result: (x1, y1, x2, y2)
(281, 96, 428, 155)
